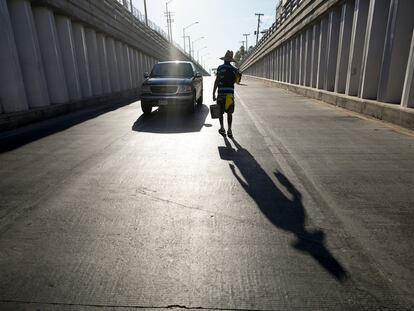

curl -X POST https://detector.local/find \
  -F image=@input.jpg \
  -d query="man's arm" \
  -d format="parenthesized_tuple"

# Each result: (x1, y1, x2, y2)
(213, 75, 218, 101)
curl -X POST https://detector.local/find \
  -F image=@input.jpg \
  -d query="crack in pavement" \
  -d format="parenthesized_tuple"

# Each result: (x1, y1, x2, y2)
(0, 299, 280, 311)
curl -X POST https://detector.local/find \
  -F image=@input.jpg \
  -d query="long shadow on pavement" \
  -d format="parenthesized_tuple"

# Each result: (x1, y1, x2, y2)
(219, 136, 348, 282)
(132, 104, 210, 134)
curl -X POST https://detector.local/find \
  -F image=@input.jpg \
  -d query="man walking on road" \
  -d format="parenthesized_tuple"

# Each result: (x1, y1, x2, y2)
(213, 50, 241, 138)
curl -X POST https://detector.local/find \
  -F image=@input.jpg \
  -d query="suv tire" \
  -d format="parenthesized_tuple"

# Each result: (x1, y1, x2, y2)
(141, 102, 152, 115)
(196, 90, 203, 105)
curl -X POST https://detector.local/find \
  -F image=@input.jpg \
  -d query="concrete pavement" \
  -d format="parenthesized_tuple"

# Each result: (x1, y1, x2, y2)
(0, 77, 413, 310)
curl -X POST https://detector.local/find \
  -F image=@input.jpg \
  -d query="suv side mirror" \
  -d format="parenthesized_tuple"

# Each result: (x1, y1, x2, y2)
(195, 72, 202, 78)
(144, 72, 149, 78)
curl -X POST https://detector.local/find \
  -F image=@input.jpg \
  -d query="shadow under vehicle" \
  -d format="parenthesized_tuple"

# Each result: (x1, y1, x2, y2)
(140, 61, 203, 115)
(132, 104, 210, 134)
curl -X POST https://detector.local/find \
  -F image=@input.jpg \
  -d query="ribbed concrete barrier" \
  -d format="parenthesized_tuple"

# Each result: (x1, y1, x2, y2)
(245, 75, 414, 130)
(0, 0, 208, 131)
(240, 0, 414, 123)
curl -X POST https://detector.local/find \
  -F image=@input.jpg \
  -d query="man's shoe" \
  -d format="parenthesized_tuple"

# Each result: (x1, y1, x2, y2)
(227, 129, 233, 138)
(218, 128, 226, 136)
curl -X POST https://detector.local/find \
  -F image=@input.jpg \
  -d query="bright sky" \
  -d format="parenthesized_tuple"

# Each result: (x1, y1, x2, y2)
(132, 0, 277, 71)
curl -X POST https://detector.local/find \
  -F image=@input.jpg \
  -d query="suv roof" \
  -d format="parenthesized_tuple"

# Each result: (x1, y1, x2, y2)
(157, 61, 193, 65)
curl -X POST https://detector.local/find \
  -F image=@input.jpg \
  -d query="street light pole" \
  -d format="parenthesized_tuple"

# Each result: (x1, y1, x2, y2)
(143, 0, 148, 26)
(192, 37, 205, 59)
(183, 22, 198, 54)
(255, 13, 264, 45)
(243, 33, 250, 51)
(165, 1, 174, 42)
(197, 46, 207, 63)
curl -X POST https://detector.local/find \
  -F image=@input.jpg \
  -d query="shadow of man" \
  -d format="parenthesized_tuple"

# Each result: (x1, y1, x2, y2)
(219, 137, 348, 281)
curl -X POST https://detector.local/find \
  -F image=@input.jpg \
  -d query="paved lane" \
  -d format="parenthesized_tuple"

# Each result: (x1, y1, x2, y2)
(0, 77, 413, 310)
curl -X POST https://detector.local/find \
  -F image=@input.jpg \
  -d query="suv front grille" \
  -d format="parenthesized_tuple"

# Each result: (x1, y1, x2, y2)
(150, 86, 178, 94)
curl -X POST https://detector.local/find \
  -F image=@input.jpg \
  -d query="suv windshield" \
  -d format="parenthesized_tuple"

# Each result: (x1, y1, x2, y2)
(151, 63, 194, 78)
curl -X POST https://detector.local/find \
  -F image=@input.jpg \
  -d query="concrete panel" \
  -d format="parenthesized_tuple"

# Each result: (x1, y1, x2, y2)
(105, 37, 121, 92)
(317, 17, 328, 89)
(289, 39, 295, 84)
(72, 23, 92, 98)
(85, 28, 103, 96)
(304, 28, 312, 87)
(116, 41, 127, 90)
(285, 44, 289, 82)
(123, 44, 132, 89)
(130, 48, 137, 87)
(8, 0, 49, 108)
(136, 50, 142, 87)
(0, 0, 28, 113)
(377, 0, 414, 104)
(335, 1, 354, 94)
(295, 36, 300, 85)
(287, 42, 291, 83)
(402, 31, 414, 108)
(281, 45, 285, 82)
(310, 23, 320, 88)
(360, 0, 390, 100)
(346, 0, 369, 96)
(33, 6, 69, 104)
(96, 33, 111, 94)
(325, 8, 341, 92)
(299, 32, 305, 85)
(55, 15, 82, 101)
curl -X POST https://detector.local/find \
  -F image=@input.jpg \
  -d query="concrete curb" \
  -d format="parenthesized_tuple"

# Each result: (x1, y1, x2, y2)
(245, 75, 414, 130)
(0, 89, 140, 132)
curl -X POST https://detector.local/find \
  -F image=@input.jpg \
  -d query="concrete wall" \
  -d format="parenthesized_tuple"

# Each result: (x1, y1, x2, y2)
(241, 0, 414, 110)
(0, 0, 208, 121)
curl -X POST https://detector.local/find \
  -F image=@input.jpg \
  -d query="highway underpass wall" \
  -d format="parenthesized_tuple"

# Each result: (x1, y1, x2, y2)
(240, 0, 414, 127)
(0, 0, 208, 131)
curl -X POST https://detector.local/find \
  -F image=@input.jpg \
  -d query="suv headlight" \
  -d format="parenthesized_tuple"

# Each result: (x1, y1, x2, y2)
(178, 85, 192, 93)
(141, 85, 151, 93)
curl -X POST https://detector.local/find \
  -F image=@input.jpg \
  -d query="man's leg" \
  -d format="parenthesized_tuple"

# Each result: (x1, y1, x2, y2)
(227, 113, 232, 130)
(227, 113, 233, 137)
(218, 115, 225, 135)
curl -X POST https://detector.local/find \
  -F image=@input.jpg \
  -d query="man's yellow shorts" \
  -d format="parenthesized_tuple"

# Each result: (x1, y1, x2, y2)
(217, 94, 235, 114)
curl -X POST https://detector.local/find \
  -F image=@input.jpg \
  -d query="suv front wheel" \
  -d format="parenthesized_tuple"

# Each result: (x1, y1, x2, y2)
(196, 90, 203, 105)
(141, 102, 152, 115)
(187, 92, 196, 113)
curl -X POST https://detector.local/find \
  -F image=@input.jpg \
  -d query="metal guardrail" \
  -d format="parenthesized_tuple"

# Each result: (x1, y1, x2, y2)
(240, 0, 304, 67)
(106, 0, 205, 71)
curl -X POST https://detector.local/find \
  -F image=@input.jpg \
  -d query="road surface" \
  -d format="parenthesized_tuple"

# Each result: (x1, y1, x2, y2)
(0, 77, 413, 310)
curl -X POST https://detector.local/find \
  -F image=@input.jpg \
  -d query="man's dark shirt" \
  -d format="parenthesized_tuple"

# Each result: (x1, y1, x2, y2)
(216, 62, 240, 96)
